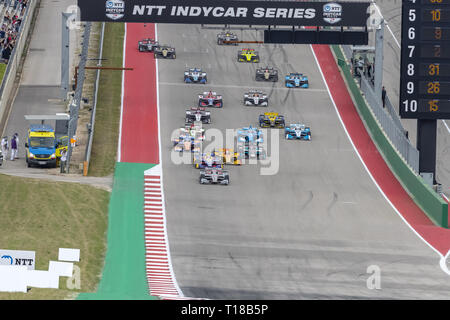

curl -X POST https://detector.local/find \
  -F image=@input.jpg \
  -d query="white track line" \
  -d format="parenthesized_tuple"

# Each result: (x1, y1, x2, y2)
(309, 45, 448, 273)
(117, 23, 127, 162)
(374, 4, 401, 49)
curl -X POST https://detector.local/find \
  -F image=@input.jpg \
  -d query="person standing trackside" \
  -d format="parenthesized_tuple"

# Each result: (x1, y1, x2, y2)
(382, 86, 387, 108)
(60, 148, 67, 173)
(13, 133, 18, 158)
(1, 136, 8, 161)
(10, 134, 17, 160)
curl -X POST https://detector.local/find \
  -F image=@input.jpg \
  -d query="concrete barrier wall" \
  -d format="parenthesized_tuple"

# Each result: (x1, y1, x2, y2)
(332, 44, 448, 228)
(0, 0, 37, 134)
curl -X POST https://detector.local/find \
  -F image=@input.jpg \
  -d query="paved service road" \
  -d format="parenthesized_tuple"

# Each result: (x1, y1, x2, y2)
(2, 0, 77, 169)
(155, 24, 450, 299)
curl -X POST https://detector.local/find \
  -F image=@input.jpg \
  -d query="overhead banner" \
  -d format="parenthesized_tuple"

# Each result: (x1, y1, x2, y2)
(78, 0, 371, 27)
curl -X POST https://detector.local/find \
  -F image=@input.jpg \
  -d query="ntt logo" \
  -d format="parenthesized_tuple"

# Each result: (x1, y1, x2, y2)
(323, 3, 342, 24)
(106, 0, 125, 20)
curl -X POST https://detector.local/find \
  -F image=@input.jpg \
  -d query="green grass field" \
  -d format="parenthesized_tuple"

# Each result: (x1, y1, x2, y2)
(0, 63, 7, 84)
(0, 174, 109, 300)
(88, 23, 125, 177)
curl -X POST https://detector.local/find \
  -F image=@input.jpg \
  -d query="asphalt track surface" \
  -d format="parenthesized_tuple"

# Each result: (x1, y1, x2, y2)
(146, 23, 450, 299)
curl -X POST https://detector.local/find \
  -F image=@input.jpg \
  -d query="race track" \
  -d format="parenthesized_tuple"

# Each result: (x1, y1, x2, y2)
(153, 24, 450, 299)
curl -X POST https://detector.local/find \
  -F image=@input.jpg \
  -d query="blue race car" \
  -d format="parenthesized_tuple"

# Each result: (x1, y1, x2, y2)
(285, 73, 309, 88)
(184, 68, 207, 84)
(237, 125, 264, 143)
(237, 142, 266, 159)
(285, 124, 311, 140)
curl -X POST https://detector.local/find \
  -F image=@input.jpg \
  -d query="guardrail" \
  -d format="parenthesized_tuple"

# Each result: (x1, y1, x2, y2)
(66, 21, 91, 172)
(0, 0, 37, 135)
(341, 44, 419, 173)
(83, 22, 105, 176)
(332, 44, 448, 228)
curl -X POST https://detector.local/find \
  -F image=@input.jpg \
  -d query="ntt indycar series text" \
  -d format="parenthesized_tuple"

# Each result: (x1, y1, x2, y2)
(78, 0, 370, 27)
(133, 6, 316, 20)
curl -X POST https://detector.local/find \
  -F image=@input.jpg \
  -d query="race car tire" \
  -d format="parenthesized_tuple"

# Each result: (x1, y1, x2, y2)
(172, 54, 176, 59)
(139, 46, 144, 52)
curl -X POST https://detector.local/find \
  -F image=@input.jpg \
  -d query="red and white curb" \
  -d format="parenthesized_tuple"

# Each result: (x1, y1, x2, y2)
(144, 164, 184, 299)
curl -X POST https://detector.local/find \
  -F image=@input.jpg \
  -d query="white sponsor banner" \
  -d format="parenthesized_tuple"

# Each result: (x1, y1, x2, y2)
(58, 248, 80, 262)
(49, 261, 73, 277)
(0, 265, 28, 292)
(25, 270, 60, 289)
(0, 249, 36, 270)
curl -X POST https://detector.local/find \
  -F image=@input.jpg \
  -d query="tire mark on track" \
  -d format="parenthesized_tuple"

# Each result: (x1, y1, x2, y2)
(327, 192, 338, 216)
(300, 191, 314, 211)
(228, 252, 244, 270)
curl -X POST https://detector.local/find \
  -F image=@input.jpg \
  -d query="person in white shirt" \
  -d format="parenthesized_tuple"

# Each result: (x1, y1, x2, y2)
(60, 148, 67, 173)
(1, 136, 8, 161)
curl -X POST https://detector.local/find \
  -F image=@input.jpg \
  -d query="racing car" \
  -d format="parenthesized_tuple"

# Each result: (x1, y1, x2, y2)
(154, 45, 176, 59)
(236, 125, 264, 144)
(172, 135, 201, 153)
(181, 124, 205, 141)
(185, 107, 211, 124)
(285, 124, 311, 140)
(138, 38, 159, 52)
(244, 90, 268, 107)
(259, 112, 285, 128)
(217, 31, 239, 45)
(285, 73, 309, 88)
(237, 142, 266, 160)
(237, 48, 260, 63)
(215, 148, 241, 165)
(198, 91, 223, 108)
(199, 168, 230, 185)
(255, 66, 278, 82)
(193, 152, 223, 169)
(184, 68, 207, 84)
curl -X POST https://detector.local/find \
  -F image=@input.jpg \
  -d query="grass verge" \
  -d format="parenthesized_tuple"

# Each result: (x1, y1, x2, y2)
(88, 22, 125, 177)
(0, 63, 7, 84)
(0, 174, 109, 300)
